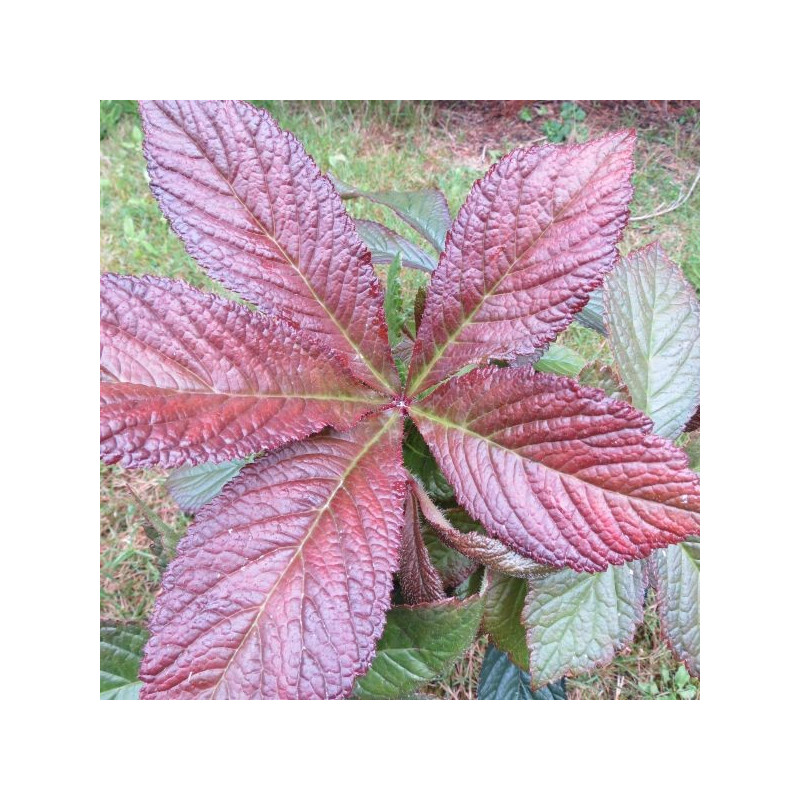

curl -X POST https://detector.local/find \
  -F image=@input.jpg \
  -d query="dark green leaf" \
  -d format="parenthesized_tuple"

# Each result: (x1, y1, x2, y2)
(352, 597, 484, 699)
(421, 529, 475, 589)
(403, 422, 454, 504)
(575, 288, 606, 334)
(100, 624, 147, 700)
(478, 645, 566, 699)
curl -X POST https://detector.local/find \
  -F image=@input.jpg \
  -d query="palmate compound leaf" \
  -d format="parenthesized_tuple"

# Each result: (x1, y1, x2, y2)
(351, 596, 484, 699)
(406, 130, 636, 395)
(100, 624, 147, 699)
(411, 367, 700, 573)
(605, 242, 700, 441)
(139, 413, 405, 699)
(522, 560, 647, 687)
(100, 275, 384, 469)
(139, 101, 398, 393)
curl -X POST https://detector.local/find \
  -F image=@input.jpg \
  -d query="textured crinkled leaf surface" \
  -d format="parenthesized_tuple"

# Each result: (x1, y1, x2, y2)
(412, 367, 700, 572)
(166, 459, 247, 514)
(407, 131, 635, 394)
(139, 414, 405, 699)
(483, 573, 530, 670)
(605, 242, 700, 440)
(412, 480, 551, 579)
(652, 538, 700, 675)
(398, 492, 445, 604)
(351, 596, 484, 699)
(523, 561, 646, 686)
(101, 275, 382, 469)
(354, 219, 437, 272)
(332, 176, 451, 252)
(139, 101, 397, 392)
(101, 624, 147, 699)
(478, 644, 566, 700)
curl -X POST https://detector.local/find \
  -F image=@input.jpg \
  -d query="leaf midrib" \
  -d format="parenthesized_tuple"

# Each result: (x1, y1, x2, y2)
(411, 406, 698, 517)
(154, 102, 395, 395)
(209, 414, 397, 697)
(408, 140, 628, 395)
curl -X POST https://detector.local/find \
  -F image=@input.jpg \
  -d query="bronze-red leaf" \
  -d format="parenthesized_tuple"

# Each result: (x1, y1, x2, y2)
(398, 490, 445, 604)
(139, 100, 398, 393)
(407, 131, 635, 395)
(101, 274, 384, 468)
(411, 367, 699, 572)
(139, 413, 406, 699)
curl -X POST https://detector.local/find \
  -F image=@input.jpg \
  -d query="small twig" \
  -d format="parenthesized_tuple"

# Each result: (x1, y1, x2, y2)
(630, 168, 700, 221)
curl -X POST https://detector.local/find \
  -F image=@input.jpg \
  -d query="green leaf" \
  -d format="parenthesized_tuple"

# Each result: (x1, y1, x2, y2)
(100, 624, 147, 699)
(575, 288, 606, 334)
(421, 529, 475, 589)
(534, 343, 586, 377)
(652, 537, 700, 675)
(454, 568, 485, 600)
(483, 573, 529, 670)
(523, 562, 646, 687)
(354, 219, 437, 272)
(352, 597, 484, 699)
(605, 242, 700, 440)
(403, 421, 454, 504)
(478, 644, 567, 700)
(166, 459, 247, 514)
(518, 107, 534, 123)
(385, 253, 404, 349)
(330, 174, 451, 252)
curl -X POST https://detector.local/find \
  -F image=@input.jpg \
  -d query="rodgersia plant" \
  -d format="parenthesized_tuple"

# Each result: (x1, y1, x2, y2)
(100, 101, 699, 700)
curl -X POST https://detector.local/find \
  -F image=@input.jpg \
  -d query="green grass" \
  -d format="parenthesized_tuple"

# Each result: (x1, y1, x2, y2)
(100, 100, 700, 698)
